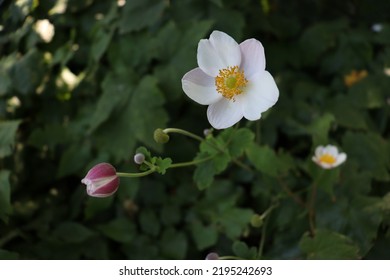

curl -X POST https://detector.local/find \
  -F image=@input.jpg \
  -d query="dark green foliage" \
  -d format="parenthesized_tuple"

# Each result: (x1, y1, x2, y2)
(0, 0, 389, 260)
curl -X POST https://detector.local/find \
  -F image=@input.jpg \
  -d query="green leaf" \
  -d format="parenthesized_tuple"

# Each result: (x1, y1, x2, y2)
(217, 208, 254, 239)
(221, 128, 255, 158)
(0, 249, 19, 260)
(0, 120, 21, 158)
(57, 143, 91, 178)
(94, 75, 168, 161)
(300, 19, 348, 66)
(193, 151, 230, 190)
(139, 209, 160, 237)
(160, 228, 187, 259)
(342, 131, 390, 181)
(155, 157, 172, 175)
(88, 72, 133, 133)
(84, 196, 114, 220)
(0, 66, 12, 96)
(246, 143, 293, 177)
(10, 49, 45, 95)
(329, 96, 367, 129)
(119, 0, 166, 34)
(307, 113, 334, 147)
(232, 241, 257, 259)
(300, 229, 360, 259)
(191, 221, 218, 250)
(0, 170, 11, 223)
(130, 76, 169, 151)
(97, 218, 135, 243)
(53, 222, 94, 243)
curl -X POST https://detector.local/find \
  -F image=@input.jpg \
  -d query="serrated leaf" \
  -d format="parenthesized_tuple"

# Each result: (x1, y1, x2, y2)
(193, 150, 230, 190)
(217, 208, 254, 239)
(0, 120, 21, 158)
(232, 241, 257, 259)
(0, 170, 11, 223)
(246, 143, 293, 177)
(154, 157, 172, 175)
(160, 228, 187, 259)
(191, 221, 218, 250)
(300, 229, 360, 259)
(219, 127, 255, 158)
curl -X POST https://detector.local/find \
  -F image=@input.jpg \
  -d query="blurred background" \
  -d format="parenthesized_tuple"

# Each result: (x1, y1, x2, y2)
(0, 0, 389, 259)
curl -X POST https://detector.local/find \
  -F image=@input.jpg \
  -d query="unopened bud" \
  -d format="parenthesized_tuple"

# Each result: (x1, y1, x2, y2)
(203, 128, 213, 137)
(133, 153, 145, 164)
(81, 163, 119, 198)
(153, 128, 170, 144)
(250, 214, 264, 228)
(205, 252, 219, 260)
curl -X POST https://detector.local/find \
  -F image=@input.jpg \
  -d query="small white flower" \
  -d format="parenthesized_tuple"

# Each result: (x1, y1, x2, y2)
(34, 19, 55, 43)
(312, 145, 347, 169)
(181, 31, 279, 129)
(372, 23, 383, 33)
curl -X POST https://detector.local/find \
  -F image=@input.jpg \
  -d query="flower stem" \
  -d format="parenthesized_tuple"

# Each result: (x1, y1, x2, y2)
(170, 156, 214, 168)
(308, 170, 325, 237)
(257, 202, 278, 259)
(162, 128, 204, 142)
(116, 169, 156, 178)
(277, 176, 306, 208)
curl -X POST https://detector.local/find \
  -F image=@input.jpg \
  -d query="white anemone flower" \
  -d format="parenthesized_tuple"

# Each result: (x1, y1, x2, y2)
(312, 145, 347, 169)
(181, 30, 279, 129)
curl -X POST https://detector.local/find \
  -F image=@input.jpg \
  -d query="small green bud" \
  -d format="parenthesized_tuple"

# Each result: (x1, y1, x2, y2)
(250, 214, 264, 228)
(153, 128, 170, 144)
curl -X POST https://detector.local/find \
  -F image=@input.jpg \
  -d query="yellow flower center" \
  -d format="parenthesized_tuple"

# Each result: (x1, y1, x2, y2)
(215, 66, 248, 100)
(318, 154, 337, 165)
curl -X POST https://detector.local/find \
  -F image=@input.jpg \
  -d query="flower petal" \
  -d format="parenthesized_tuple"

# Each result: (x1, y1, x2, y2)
(182, 67, 222, 105)
(315, 146, 325, 157)
(240, 38, 265, 78)
(324, 145, 338, 157)
(335, 153, 347, 166)
(240, 71, 279, 121)
(207, 98, 243, 129)
(197, 31, 241, 77)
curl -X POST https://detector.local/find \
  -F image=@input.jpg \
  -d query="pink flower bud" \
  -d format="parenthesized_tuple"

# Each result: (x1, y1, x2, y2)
(81, 163, 119, 197)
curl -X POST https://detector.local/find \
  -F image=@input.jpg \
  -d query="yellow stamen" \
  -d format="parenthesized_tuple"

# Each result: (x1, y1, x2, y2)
(215, 66, 248, 100)
(318, 154, 336, 165)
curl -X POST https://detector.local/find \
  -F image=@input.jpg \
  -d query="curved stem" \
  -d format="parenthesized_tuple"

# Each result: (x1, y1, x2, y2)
(163, 128, 204, 142)
(170, 155, 214, 168)
(116, 168, 155, 178)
